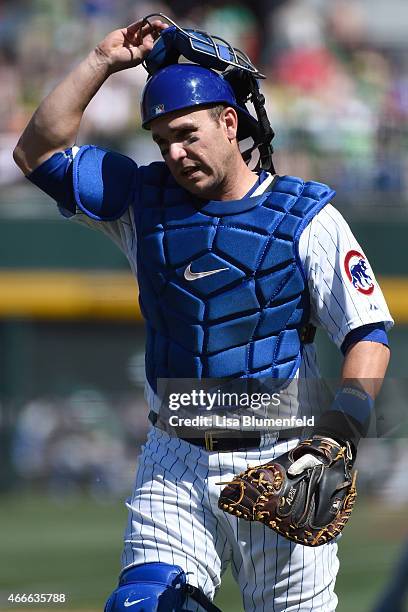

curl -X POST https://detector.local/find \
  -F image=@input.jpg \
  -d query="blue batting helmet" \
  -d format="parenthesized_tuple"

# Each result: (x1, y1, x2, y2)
(140, 63, 260, 141)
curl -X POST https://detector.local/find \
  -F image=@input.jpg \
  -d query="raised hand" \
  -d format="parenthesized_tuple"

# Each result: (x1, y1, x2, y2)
(96, 18, 168, 74)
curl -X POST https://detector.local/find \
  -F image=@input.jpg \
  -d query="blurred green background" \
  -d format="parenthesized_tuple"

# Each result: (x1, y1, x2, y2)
(0, 494, 407, 611)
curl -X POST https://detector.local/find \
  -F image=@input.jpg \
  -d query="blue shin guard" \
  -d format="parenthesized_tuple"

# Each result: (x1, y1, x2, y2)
(104, 562, 187, 611)
(104, 562, 222, 611)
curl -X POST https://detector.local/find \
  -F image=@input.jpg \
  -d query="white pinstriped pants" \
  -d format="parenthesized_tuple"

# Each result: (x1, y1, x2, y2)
(122, 427, 339, 612)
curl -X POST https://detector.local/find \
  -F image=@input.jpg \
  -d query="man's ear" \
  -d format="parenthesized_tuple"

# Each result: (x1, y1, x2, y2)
(222, 107, 238, 141)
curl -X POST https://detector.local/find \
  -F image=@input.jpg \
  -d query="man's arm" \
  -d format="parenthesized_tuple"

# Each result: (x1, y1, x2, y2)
(306, 339, 390, 460)
(293, 204, 394, 462)
(13, 19, 167, 175)
(341, 340, 390, 399)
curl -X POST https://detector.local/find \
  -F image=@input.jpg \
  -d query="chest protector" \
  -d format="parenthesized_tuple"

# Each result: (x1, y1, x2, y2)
(134, 164, 335, 391)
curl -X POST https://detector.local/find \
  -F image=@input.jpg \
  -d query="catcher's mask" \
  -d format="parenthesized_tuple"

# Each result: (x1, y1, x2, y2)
(140, 14, 275, 172)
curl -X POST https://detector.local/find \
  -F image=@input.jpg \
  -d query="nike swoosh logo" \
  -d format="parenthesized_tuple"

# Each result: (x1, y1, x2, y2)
(184, 263, 228, 281)
(124, 597, 150, 607)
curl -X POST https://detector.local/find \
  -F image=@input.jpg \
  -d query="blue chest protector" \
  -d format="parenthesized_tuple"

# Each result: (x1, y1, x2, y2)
(133, 165, 335, 391)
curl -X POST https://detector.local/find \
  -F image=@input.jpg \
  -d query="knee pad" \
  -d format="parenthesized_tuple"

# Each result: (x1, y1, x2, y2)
(104, 562, 187, 611)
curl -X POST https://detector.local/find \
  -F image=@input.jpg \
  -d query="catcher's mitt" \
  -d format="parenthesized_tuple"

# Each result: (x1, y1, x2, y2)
(218, 436, 357, 546)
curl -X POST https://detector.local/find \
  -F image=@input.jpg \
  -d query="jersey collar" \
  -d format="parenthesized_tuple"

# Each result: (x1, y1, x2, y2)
(197, 172, 275, 216)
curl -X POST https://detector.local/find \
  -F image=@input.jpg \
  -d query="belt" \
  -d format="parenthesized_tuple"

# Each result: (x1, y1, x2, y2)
(189, 431, 262, 452)
(148, 411, 302, 452)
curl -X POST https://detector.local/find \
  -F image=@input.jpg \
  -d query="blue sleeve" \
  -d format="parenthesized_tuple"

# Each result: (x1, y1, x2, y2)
(340, 322, 389, 355)
(27, 145, 139, 221)
(27, 149, 76, 216)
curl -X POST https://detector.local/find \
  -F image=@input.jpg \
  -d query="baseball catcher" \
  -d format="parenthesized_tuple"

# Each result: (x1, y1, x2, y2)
(14, 11, 393, 612)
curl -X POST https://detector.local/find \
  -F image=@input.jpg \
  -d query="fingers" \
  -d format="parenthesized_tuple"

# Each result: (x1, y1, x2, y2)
(146, 19, 169, 31)
(122, 19, 167, 50)
(126, 18, 168, 38)
(287, 453, 323, 476)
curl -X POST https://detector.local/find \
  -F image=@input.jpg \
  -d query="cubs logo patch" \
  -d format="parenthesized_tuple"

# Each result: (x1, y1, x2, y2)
(344, 250, 374, 295)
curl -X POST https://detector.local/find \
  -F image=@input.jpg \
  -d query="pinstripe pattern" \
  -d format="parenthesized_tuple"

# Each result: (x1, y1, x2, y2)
(122, 429, 339, 610)
(298, 204, 393, 348)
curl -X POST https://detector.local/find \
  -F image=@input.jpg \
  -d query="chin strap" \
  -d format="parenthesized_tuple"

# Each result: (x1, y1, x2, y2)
(224, 69, 275, 173)
(247, 75, 275, 173)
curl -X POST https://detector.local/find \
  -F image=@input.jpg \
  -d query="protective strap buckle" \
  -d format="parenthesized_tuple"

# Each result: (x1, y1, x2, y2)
(205, 431, 218, 451)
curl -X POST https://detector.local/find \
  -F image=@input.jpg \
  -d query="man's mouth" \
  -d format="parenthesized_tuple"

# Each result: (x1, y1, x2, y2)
(181, 166, 201, 178)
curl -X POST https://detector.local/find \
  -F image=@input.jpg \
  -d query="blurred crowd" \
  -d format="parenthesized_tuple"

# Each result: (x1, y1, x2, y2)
(1, 0, 408, 205)
(3, 389, 149, 498)
(2, 391, 408, 503)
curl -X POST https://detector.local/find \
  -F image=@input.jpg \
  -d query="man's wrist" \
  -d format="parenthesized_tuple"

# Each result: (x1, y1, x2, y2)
(331, 386, 374, 425)
(313, 386, 374, 456)
(87, 47, 116, 79)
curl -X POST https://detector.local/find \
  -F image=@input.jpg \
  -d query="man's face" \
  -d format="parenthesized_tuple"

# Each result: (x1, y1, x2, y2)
(150, 106, 237, 199)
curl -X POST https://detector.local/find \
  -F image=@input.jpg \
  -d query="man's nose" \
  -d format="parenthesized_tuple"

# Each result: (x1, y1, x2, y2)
(168, 143, 187, 163)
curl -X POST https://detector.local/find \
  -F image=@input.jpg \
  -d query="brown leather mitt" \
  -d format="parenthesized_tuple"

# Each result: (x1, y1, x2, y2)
(218, 436, 357, 546)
